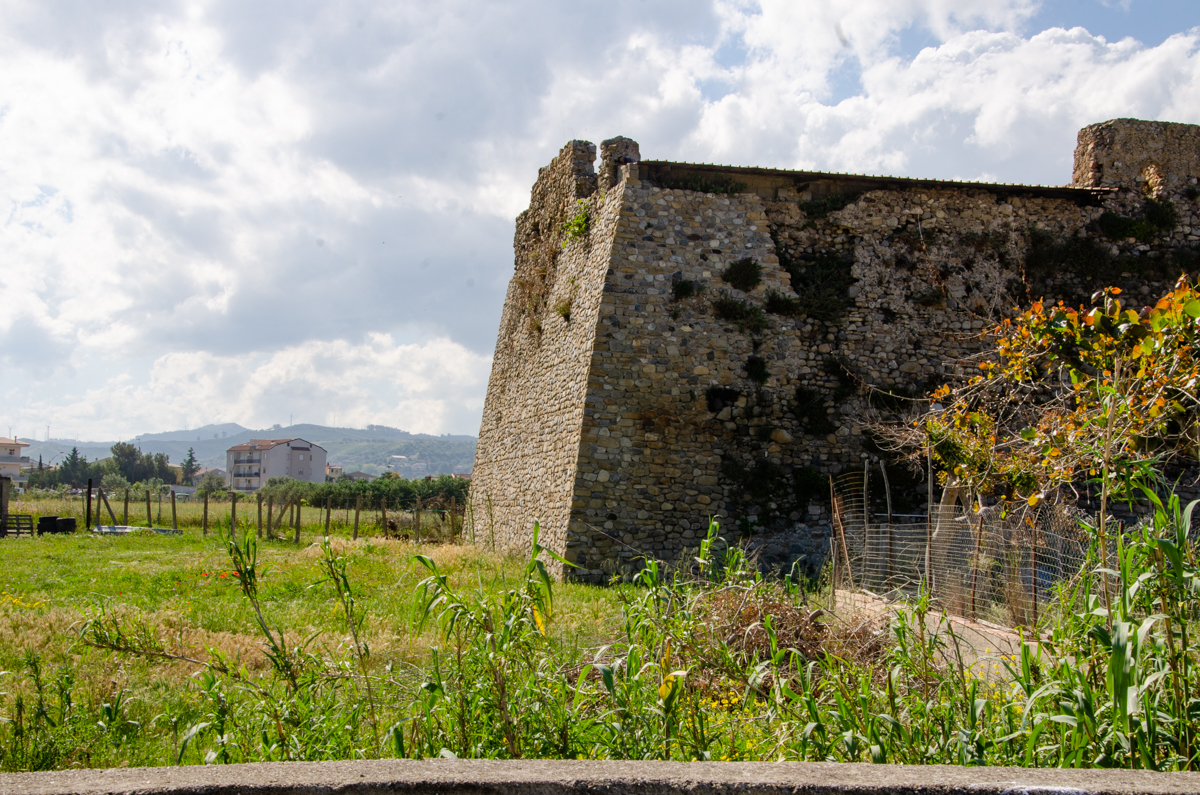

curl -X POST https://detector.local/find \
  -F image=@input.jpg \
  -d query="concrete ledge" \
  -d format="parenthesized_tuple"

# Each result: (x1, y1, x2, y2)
(4, 759, 1200, 795)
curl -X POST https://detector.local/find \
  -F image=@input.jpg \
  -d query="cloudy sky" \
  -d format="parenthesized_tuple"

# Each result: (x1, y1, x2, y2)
(3, 0, 1200, 442)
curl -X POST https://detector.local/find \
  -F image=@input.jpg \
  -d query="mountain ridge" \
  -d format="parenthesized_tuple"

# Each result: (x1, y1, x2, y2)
(18, 423, 476, 478)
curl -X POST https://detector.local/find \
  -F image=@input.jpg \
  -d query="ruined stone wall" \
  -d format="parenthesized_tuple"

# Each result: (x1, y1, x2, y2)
(1074, 118, 1200, 193)
(469, 139, 634, 560)
(474, 119, 1200, 580)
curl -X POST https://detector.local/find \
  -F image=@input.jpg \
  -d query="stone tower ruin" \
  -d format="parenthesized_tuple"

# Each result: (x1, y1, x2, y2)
(469, 119, 1200, 580)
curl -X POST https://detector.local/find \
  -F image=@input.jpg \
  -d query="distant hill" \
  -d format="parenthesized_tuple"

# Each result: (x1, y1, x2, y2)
(19, 423, 476, 477)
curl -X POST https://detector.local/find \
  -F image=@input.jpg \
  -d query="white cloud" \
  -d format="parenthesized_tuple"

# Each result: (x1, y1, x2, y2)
(3, 0, 1200, 440)
(12, 335, 489, 440)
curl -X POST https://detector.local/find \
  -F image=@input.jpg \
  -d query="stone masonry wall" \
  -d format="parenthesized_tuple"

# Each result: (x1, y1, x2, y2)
(469, 139, 633, 561)
(474, 119, 1200, 580)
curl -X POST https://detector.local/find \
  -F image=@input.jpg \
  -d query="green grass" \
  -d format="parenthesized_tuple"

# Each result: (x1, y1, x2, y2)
(7, 494, 1200, 771)
(0, 522, 621, 770)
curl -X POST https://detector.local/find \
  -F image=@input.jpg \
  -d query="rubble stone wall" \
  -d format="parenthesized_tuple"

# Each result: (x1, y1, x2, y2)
(472, 119, 1200, 580)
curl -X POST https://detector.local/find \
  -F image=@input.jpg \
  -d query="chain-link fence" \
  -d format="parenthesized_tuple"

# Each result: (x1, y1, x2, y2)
(830, 468, 1097, 628)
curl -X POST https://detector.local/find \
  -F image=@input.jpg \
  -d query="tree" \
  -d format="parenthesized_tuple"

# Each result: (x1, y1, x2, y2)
(58, 447, 89, 488)
(152, 452, 176, 485)
(110, 442, 144, 483)
(196, 471, 227, 496)
(181, 447, 200, 484)
(904, 280, 1200, 509)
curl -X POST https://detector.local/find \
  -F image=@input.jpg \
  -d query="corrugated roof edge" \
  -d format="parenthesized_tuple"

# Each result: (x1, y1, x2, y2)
(638, 160, 1116, 199)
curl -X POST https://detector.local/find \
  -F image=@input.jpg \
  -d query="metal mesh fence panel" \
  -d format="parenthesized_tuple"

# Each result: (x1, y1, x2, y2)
(831, 473, 1099, 629)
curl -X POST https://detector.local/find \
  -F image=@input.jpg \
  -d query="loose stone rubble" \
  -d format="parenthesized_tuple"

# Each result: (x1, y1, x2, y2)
(470, 118, 1200, 581)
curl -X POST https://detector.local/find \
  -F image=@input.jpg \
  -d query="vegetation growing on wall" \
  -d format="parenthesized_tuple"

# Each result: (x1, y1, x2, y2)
(704, 386, 741, 413)
(561, 200, 590, 245)
(1096, 197, 1178, 242)
(671, 278, 700, 301)
(773, 246, 856, 322)
(744, 355, 769, 385)
(656, 172, 747, 196)
(796, 192, 859, 219)
(792, 386, 835, 435)
(721, 258, 762, 292)
(711, 293, 770, 333)
(763, 288, 801, 316)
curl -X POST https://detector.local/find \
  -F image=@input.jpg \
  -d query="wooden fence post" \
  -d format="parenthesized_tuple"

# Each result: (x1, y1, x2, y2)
(202, 492, 209, 536)
(98, 486, 117, 526)
(381, 498, 388, 538)
(353, 494, 361, 541)
(257, 493, 263, 539)
(416, 496, 422, 543)
(293, 499, 301, 544)
(85, 478, 93, 531)
(171, 490, 178, 530)
(123, 488, 129, 526)
(324, 496, 331, 538)
(266, 495, 274, 539)
(232, 491, 239, 531)
(145, 488, 152, 528)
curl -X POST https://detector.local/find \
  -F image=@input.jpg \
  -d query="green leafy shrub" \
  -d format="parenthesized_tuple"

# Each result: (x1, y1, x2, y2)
(721, 258, 762, 292)
(711, 294, 769, 333)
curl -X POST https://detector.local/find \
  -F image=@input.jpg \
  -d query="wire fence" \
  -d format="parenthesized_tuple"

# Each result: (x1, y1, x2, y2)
(830, 467, 1098, 629)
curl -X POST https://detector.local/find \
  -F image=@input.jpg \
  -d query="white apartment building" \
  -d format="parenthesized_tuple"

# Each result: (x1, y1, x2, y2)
(0, 438, 30, 486)
(225, 438, 327, 492)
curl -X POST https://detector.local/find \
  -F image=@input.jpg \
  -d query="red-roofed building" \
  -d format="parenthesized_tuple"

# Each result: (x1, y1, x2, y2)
(225, 438, 327, 491)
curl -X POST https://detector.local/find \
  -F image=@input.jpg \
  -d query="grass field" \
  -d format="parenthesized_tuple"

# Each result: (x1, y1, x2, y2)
(7, 494, 1200, 771)
(0, 522, 622, 769)
(8, 493, 448, 537)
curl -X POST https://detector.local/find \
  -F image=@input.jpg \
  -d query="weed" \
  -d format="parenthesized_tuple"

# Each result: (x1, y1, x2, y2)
(745, 355, 769, 385)
(823, 356, 856, 401)
(793, 386, 836, 435)
(554, 299, 572, 322)
(721, 258, 762, 292)
(1023, 228, 1126, 285)
(797, 192, 859, 219)
(1096, 198, 1177, 242)
(764, 289, 801, 316)
(705, 386, 741, 413)
(672, 279, 701, 301)
(561, 201, 589, 246)
(776, 249, 856, 322)
(792, 466, 829, 510)
(711, 293, 770, 333)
